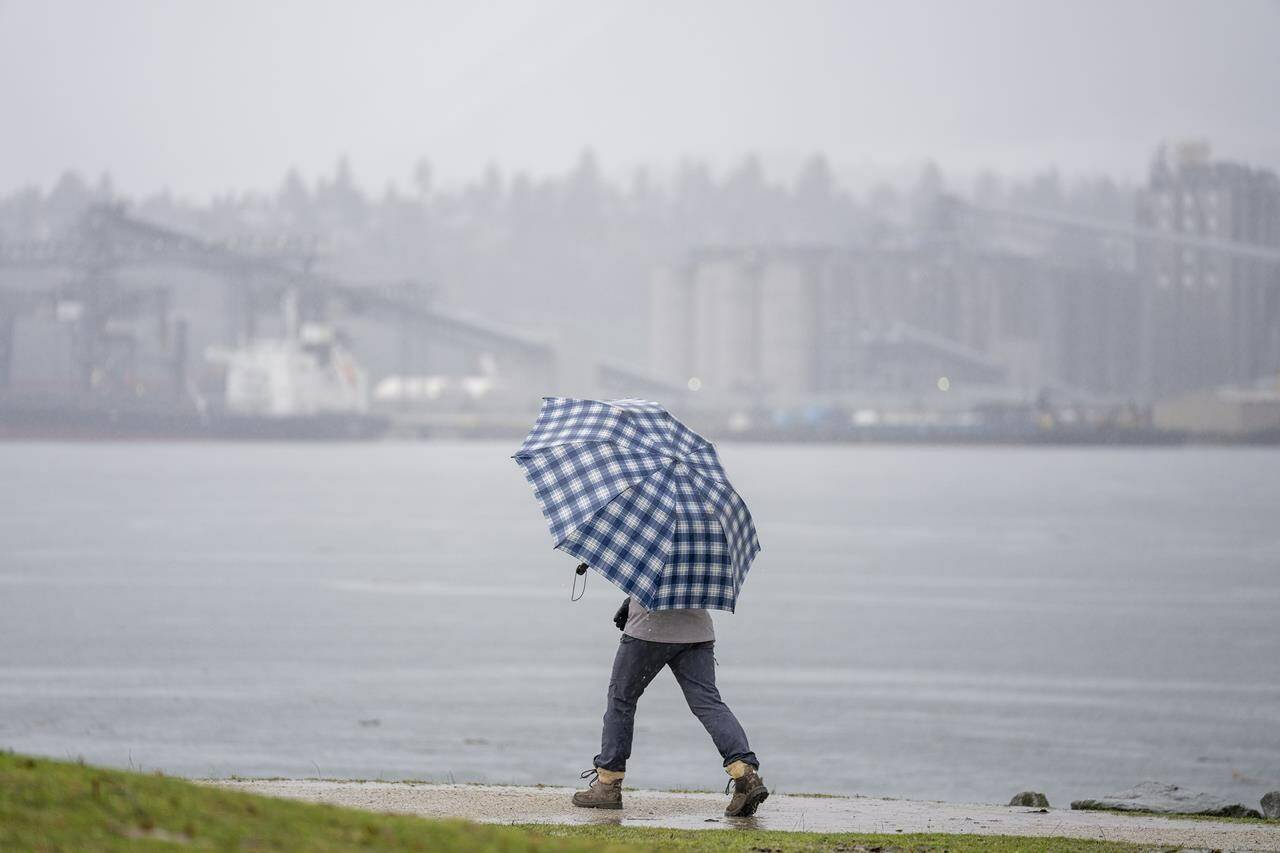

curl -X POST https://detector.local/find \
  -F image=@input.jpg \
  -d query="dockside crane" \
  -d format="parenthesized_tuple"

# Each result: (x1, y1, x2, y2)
(0, 204, 557, 405)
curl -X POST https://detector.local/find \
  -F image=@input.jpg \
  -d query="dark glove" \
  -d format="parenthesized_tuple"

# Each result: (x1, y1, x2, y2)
(612, 597, 631, 631)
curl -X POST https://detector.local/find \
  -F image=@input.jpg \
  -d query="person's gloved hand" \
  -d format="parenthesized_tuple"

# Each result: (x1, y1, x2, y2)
(613, 597, 630, 631)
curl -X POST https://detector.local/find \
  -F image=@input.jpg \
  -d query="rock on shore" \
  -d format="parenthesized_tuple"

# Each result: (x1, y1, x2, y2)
(1071, 781, 1262, 818)
(1008, 791, 1050, 808)
(1262, 791, 1280, 820)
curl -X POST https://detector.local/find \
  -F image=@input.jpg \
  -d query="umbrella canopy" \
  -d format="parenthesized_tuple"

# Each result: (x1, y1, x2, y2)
(513, 397, 760, 612)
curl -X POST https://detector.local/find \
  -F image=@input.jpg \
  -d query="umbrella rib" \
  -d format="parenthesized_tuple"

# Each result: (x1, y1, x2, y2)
(554, 466, 682, 605)
(677, 466, 760, 579)
(511, 437, 663, 462)
(551, 460, 677, 551)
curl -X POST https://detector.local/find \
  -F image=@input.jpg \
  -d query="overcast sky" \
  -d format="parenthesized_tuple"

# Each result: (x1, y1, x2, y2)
(3, 0, 1278, 198)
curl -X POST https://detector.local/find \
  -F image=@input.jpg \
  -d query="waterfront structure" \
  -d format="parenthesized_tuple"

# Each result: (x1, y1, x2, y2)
(1136, 142, 1280, 396)
(653, 145, 1280, 406)
(1152, 384, 1280, 439)
(651, 243, 1135, 403)
(0, 206, 555, 437)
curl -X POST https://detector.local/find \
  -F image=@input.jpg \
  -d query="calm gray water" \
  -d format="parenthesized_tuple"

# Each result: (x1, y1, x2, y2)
(2, 442, 1278, 807)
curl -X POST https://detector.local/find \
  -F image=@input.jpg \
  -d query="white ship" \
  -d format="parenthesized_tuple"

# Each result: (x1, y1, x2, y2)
(203, 295, 386, 439)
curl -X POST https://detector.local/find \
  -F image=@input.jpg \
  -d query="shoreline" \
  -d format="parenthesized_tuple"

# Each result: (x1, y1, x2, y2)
(207, 779, 1280, 850)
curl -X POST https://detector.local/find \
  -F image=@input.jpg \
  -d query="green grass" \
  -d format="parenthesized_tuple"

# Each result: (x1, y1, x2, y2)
(1, 750, 1151, 852)
(0, 751, 620, 852)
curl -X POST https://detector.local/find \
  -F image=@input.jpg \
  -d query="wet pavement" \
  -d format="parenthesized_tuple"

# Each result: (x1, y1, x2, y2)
(210, 780, 1280, 850)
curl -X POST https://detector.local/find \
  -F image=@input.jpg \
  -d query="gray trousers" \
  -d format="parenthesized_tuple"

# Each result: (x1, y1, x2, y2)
(593, 634, 758, 773)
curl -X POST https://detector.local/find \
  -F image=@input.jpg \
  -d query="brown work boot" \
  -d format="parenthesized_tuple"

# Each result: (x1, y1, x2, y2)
(571, 768, 623, 809)
(724, 765, 769, 817)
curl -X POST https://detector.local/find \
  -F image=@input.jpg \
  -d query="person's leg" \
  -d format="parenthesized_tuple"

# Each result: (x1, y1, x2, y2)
(667, 641, 758, 769)
(592, 636, 676, 773)
(668, 641, 769, 816)
(575, 636, 675, 808)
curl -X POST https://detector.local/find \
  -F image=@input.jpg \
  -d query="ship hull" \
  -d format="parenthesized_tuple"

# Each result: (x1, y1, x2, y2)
(0, 401, 388, 441)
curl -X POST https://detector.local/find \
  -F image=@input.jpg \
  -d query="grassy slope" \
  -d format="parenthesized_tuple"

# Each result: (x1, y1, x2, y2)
(1, 751, 1146, 852)
(0, 752, 615, 852)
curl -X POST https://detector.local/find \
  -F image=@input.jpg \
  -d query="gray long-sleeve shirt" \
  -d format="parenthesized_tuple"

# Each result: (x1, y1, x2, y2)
(622, 595, 715, 643)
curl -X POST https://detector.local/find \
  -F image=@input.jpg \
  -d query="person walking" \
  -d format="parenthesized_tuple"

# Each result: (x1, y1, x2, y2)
(513, 399, 766, 817)
(571, 595, 769, 817)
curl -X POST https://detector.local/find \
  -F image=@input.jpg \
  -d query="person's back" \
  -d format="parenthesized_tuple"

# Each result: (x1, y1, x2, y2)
(622, 595, 714, 644)
(571, 595, 769, 817)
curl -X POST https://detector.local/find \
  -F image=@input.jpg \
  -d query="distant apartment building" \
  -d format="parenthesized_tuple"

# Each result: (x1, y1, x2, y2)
(650, 243, 1135, 402)
(1135, 142, 1280, 396)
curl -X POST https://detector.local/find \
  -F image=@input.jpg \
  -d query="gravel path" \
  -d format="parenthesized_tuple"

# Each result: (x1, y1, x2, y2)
(208, 780, 1280, 850)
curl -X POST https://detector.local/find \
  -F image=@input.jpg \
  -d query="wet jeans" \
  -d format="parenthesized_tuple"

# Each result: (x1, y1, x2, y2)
(593, 634, 759, 773)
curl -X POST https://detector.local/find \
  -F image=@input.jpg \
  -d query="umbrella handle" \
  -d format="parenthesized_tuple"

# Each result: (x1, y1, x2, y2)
(571, 562, 588, 601)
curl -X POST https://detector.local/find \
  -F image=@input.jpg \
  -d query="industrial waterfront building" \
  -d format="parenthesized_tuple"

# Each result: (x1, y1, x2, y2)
(1136, 142, 1280, 397)
(651, 243, 1135, 403)
(653, 146, 1280, 407)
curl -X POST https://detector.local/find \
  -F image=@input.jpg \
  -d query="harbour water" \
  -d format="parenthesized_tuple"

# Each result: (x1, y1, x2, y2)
(1, 441, 1278, 807)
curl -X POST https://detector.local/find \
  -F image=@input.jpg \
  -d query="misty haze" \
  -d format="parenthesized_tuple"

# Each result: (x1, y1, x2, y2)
(2, 1, 1279, 849)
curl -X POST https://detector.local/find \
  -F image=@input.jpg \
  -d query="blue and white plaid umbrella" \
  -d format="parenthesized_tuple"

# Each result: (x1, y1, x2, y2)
(513, 397, 760, 612)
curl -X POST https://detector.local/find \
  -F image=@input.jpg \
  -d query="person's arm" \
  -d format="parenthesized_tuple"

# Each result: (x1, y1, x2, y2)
(613, 598, 630, 630)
